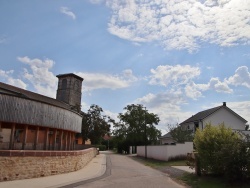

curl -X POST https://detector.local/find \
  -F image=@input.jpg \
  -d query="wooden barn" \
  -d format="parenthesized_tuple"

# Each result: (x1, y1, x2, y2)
(0, 73, 84, 150)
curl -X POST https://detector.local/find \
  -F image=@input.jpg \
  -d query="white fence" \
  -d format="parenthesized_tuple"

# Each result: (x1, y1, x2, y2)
(137, 142, 193, 161)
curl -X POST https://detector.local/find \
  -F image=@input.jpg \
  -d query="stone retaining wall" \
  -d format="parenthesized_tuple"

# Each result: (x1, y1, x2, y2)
(0, 148, 97, 182)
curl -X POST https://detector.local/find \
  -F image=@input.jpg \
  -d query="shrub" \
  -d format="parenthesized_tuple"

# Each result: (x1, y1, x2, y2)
(193, 123, 250, 181)
(94, 145, 106, 151)
(168, 154, 187, 161)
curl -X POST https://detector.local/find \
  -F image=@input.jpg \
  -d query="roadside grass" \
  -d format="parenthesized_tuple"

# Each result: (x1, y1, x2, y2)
(179, 173, 250, 188)
(144, 159, 187, 168)
(180, 173, 226, 188)
(131, 156, 250, 188)
(132, 156, 187, 168)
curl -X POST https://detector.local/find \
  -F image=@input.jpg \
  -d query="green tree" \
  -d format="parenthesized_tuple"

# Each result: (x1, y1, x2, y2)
(80, 104, 111, 145)
(167, 124, 193, 143)
(113, 104, 161, 153)
(193, 123, 250, 180)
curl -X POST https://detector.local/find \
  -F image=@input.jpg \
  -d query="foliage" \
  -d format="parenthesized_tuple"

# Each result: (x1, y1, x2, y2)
(133, 155, 250, 187)
(180, 173, 228, 188)
(94, 144, 106, 151)
(113, 104, 161, 153)
(80, 104, 111, 145)
(193, 123, 250, 181)
(101, 137, 114, 150)
(167, 124, 194, 143)
(186, 152, 196, 170)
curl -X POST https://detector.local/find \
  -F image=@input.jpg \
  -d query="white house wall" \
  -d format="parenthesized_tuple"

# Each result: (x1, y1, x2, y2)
(181, 123, 199, 132)
(203, 108, 246, 130)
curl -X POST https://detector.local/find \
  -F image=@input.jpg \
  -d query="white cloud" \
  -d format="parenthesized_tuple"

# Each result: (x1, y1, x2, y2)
(89, 0, 104, 4)
(75, 69, 138, 91)
(0, 69, 27, 89)
(17, 56, 57, 97)
(209, 77, 233, 93)
(148, 65, 250, 101)
(100, 0, 250, 52)
(227, 66, 250, 88)
(7, 78, 27, 89)
(134, 89, 192, 133)
(135, 89, 185, 109)
(185, 82, 204, 99)
(103, 109, 119, 124)
(2, 57, 138, 97)
(228, 101, 250, 123)
(185, 77, 233, 100)
(122, 69, 138, 82)
(185, 66, 250, 100)
(149, 64, 201, 87)
(60, 7, 76, 20)
(206, 66, 213, 70)
(0, 70, 14, 78)
(148, 64, 235, 100)
(0, 35, 7, 44)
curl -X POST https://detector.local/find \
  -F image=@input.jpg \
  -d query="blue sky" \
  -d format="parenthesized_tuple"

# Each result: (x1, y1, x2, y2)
(0, 0, 249, 134)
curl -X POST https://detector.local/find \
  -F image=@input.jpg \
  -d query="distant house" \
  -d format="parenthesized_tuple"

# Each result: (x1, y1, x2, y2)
(159, 132, 175, 145)
(180, 102, 248, 133)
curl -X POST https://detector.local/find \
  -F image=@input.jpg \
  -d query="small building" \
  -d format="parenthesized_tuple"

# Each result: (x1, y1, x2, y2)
(180, 102, 248, 133)
(159, 132, 176, 145)
(0, 73, 83, 150)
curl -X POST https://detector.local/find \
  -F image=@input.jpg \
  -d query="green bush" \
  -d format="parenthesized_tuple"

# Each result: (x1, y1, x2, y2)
(101, 138, 114, 150)
(94, 145, 106, 151)
(194, 123, 250, 181)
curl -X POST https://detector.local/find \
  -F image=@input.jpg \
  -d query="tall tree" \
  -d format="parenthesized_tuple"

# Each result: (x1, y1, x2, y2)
(167, 124, 193, 143)
(113, 104, 161, 152)
(80, 104, 111, 145)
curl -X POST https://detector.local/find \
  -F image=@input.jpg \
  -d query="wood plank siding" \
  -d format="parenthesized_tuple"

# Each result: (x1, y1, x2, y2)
(0, 94, 82, 132)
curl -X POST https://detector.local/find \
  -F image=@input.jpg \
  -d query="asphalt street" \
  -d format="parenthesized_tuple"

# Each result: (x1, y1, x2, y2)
(74, 153, 185, 188)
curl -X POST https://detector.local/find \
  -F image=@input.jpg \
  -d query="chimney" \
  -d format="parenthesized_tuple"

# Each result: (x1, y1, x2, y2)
(223, 102, 226, 106)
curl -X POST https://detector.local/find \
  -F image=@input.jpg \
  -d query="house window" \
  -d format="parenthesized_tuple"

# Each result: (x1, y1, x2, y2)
(187, 125, 190, 130)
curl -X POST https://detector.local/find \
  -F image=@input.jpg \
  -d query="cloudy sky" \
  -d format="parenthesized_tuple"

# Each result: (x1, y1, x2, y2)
(0, 0, 249, 134)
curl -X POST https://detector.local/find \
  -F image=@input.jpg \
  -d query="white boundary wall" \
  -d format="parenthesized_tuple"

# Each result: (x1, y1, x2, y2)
(137, 142, 193, 161)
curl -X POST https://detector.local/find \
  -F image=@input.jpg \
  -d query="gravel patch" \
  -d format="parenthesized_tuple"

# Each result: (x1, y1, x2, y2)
(156, 166, 187, 178)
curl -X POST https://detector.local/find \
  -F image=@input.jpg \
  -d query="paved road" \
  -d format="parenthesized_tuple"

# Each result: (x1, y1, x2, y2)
(74, 153, 185, 188)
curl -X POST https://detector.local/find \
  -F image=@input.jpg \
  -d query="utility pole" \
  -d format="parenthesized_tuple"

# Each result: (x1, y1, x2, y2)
(144, 106, 147, 159)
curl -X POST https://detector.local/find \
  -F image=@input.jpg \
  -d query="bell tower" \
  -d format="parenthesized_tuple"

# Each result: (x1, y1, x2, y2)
(56, 73, 83, 111)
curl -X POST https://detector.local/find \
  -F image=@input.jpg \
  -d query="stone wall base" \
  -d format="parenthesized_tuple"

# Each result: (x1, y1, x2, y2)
(0, 148, 97, 182)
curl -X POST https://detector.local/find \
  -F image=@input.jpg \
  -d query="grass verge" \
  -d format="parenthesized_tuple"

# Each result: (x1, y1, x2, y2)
(179, 173, 250, 188)
(132, 156, 187, 167)
(131, 156, 250, 188)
